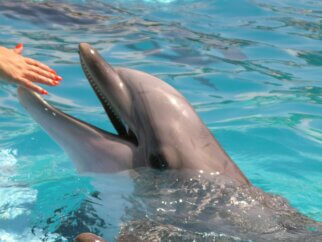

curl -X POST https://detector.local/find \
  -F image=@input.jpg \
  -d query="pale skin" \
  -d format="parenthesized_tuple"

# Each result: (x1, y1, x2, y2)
(0, 44, 62, 94)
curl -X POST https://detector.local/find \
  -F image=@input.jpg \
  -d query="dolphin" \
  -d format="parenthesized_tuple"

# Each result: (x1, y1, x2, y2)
(18, 43, 249, 185)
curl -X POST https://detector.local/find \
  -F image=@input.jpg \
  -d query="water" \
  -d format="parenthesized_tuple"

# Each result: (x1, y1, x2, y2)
(0, 0, 321, 240)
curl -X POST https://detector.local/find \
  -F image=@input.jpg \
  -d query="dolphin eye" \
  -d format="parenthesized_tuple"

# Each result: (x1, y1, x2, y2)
(149, 154, 168, 170)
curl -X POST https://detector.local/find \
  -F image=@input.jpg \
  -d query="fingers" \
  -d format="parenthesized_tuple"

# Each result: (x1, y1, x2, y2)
(18, 77, 48, 95)
(28, 65, 62, 83)
(14, 44, 57, 75)
(10, 45, 61, 95)
(25, 57, 55, 74)
(14, 43, 23, 54)
(25, 58, 62, 94)
(25, 71, 60, 86)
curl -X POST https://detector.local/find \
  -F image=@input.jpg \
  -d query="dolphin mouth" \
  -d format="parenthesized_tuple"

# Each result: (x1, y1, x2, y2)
(79, 53, 138, 146)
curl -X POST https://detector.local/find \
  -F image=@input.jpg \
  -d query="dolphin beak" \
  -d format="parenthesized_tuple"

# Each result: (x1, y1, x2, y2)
(78, 43, 138, 145)
(17, 86, 136, 173)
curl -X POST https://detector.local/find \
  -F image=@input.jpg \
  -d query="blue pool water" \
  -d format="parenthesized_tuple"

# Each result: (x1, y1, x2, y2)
(0, 0, 321, 240)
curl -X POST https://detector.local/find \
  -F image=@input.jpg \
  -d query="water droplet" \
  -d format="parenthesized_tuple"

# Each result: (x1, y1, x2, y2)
(52, 112, 56, 116)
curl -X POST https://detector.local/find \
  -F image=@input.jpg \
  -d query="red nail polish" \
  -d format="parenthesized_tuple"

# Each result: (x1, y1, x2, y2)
(41, 90, 48, 95)
(53, 81, 60, 85)
(15, 43, 23, 49)
(54, 76, 62, 81)
(50, 70, 57, 74)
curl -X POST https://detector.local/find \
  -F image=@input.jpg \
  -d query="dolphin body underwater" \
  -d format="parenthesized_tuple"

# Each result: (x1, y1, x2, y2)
(18, 43, 321, 241)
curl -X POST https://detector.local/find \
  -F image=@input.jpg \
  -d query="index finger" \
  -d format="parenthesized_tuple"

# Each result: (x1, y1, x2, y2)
(25, 57, 55, 74)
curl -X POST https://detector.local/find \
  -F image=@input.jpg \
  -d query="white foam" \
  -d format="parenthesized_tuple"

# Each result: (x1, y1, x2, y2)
(0, 149, 18, 184)
(0, 228, 62, 242)
(0, 149, 37, 220)
(0, 149, 46, 241)
(0, 187, 37, 219)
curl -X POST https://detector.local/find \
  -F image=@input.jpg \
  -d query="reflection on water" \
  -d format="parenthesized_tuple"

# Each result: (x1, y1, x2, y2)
(0, 0, 321, 240)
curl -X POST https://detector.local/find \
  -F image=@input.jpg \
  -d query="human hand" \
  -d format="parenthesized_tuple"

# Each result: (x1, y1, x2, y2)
(0, 44, 62, 94)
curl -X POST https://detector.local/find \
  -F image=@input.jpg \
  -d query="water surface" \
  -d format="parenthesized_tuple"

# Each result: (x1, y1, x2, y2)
(0, 0, 321, 241)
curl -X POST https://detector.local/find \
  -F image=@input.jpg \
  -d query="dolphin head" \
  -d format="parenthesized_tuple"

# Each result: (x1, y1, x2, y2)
(78, 43, 249, 184)
(18, 43, 249, 185)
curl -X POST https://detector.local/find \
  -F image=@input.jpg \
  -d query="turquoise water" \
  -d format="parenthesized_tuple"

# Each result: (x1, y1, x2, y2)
(0, 0, 321, 240)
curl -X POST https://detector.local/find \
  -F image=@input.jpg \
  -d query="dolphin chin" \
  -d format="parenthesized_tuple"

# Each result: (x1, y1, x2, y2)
(18, 42, 249, 185)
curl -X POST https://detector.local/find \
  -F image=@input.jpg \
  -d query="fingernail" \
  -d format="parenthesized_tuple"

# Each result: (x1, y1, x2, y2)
(54, 76, 62, 81)
(15, 43, 23, 49)
(41, 90, 48, 95)
(50, 70, 57, 74)
(53, 81, 60, 85)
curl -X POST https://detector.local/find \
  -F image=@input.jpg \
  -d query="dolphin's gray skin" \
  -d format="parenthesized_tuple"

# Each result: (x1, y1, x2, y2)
(18, 43, 249, 185)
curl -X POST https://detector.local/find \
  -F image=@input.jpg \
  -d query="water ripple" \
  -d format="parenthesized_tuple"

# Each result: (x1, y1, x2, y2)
(0, 0, 321, 240)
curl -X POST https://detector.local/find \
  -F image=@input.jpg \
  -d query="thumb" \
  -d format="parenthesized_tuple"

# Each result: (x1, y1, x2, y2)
(13, 43, 23, 54)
